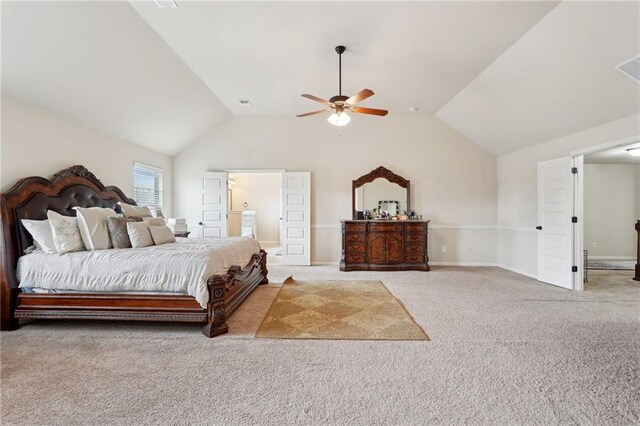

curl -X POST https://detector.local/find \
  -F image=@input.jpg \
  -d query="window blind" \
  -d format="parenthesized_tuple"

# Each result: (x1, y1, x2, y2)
(133, 162, 163, 208)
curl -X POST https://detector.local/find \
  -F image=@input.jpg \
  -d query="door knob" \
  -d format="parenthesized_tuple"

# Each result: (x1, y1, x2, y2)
(536, 226, 542, 230)
(198, 222, 204, 226)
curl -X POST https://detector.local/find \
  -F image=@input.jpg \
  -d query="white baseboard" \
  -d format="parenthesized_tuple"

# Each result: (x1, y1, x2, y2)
(429, 262, 497, 267)
(496, 264, 537, 279)
(588, 256, 635, 261)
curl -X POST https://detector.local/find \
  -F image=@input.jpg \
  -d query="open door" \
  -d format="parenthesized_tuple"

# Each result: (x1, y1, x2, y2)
(281, 172, 311, 265)
(199, 172, 228, 238)
(537, 157, 573, 289)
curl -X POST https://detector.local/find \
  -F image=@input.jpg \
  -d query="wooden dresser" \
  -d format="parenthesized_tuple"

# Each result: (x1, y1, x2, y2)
(340, 220, 430, 271)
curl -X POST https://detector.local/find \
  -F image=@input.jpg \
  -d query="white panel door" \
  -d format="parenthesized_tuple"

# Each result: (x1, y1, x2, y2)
(282, 172, 310, 265)
(199, 172, 228, 238)
(537, 157, 573, 289)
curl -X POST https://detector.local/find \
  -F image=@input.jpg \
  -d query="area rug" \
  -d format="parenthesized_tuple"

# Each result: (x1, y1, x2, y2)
(256, 277, 428, 340)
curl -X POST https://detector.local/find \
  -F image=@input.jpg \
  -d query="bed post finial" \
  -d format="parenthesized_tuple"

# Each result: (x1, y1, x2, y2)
(203, 275, 229, 337)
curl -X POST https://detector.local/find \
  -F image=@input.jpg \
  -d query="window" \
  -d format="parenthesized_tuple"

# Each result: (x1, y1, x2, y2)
(133, 162, 163, 208)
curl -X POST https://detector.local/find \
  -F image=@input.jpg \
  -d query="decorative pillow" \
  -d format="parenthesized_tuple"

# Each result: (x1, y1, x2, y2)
(21, 219, 58, 253)
(106, 217, 137, 249)
(126, 222, 154, 248)
(118, 202, 152, 218)
(47, 211, 86, 254)
(149, 207, 165, 218)
(143, 217, 166, 227)
(149, 225, 176, 245)
(73, 207, 117, 250)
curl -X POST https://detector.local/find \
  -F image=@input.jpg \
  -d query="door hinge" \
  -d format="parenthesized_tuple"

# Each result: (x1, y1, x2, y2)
(571, 167, 578, 174)
(571, 216, 578, 223)
(572, 266, 578, 272)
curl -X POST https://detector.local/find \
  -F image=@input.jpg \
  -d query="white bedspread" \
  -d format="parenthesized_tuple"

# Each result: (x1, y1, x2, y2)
(16, 237, 261, 309)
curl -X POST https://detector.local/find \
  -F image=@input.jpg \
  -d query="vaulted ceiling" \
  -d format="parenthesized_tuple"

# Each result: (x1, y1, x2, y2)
(2, 1, 638, 157)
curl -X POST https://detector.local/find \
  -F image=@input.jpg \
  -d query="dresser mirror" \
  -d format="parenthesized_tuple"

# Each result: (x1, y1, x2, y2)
(352, 166, 410, 219)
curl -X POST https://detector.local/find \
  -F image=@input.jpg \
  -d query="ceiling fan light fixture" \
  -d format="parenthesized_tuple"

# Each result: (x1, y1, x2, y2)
(327, 111, 351, 127)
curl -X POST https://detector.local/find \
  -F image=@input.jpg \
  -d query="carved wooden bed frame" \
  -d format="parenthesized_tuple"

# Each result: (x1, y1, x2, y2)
(0, 165, 268, 337)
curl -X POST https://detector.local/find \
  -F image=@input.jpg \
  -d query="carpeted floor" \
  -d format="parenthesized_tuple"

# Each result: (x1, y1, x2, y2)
(1, 265, 639, 425)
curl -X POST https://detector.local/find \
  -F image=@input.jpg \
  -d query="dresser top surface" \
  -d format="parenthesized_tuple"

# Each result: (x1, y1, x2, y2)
(341, 219, 430, 223)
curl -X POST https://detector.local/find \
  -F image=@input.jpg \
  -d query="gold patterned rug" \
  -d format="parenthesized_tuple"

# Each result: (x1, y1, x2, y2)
(256, 277, 429, 340)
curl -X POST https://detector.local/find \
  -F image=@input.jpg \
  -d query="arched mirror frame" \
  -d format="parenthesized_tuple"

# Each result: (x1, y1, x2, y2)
(352, 166, 410, 219)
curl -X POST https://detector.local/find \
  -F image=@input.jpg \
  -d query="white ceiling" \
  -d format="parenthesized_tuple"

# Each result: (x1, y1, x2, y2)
(1, 1, 231, 156)
(2, 1, 638, 158)
(585, 142, 640, 164)
(437, 1, 640, 156)
(129, 1, 558, 116)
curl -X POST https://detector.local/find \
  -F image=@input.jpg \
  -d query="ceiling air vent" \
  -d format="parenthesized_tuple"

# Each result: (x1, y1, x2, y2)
(238, 99, 252, 107)
(616, 56, 640, 83)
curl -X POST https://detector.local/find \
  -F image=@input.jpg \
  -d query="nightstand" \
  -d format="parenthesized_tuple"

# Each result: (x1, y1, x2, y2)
(174, 231, 191, 238)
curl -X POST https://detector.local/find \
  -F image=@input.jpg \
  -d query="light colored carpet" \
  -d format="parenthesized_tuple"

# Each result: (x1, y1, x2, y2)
(1, 265, 639, 425)
(256, 278, 428, 340)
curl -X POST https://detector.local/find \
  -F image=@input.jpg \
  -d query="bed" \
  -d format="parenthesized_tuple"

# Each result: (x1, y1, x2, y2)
(0, 165, 269, 337)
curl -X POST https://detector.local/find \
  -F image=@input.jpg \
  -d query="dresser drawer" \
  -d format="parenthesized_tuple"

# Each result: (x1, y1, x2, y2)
(405, 233, 425, 243)
(404, 242, 425, 255)
(405, 255, 425, 263)
(345, 254, 366, 263)
(369, 223, 402, 232)
(346, 243, 366, 254)
(346, 233, 366, 243)
(405, 223, 426, 233)
(345, 223, 366, 232)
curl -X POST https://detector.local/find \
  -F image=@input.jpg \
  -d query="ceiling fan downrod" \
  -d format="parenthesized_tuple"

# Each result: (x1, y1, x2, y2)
(336, 45, 345, 97)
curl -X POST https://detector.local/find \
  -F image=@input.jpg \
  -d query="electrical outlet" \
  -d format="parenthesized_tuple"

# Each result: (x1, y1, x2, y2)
(441, 245, 447, 254)
(592, 242, 598, 248)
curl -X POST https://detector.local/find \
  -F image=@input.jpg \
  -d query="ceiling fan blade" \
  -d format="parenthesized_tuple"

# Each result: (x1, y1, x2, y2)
(296, 109, 329, 118)
(351, 107, 388, 116)
(346, 89, 375, 105)
(301, 94, 332, 105)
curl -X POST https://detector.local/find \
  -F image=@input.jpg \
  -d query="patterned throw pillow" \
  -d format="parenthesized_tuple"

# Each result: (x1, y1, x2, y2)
(47, 211, 86, 254)
(107, 217, 137, 249)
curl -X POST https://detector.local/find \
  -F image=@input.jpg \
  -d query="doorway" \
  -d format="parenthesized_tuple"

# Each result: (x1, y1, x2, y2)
(227, 171, 283, 265)
(536, 136, 640, 290)
(579, 142, 639, 291)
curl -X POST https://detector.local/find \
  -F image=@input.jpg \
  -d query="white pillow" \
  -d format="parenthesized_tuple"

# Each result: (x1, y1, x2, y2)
(47, 211, 86, 254)
(149, 207, 165, 218)
(149, 225, 176, 245)
(126, 222, 154, 248)
(143, 217, 166, 227)
(21, 219, 58, 253)
(118, 202, 152, 218)
(73, 207, 118, 250)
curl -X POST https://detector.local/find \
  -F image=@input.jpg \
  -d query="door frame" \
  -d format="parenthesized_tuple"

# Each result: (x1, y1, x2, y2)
(569, 135, 640, 291)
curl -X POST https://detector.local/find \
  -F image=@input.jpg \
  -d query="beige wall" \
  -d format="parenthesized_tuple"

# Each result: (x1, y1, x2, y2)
(1, 97, 173, 215)
(497, 114, 640, 277)
(584, 164, 638, 259)
(173, 114, 497, 264)
(229, 172, 281, 244)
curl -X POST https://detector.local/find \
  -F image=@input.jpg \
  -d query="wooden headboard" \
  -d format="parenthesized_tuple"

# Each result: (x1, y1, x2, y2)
(0, 166, 136, 322)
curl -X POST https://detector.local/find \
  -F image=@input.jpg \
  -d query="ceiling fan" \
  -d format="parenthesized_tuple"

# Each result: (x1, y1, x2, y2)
(297, 45, 388, 126)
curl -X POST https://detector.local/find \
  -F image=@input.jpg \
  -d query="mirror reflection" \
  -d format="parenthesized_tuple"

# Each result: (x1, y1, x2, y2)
(355, 178, 408, 217)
